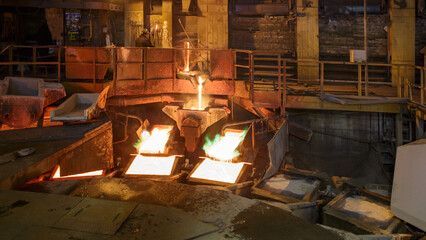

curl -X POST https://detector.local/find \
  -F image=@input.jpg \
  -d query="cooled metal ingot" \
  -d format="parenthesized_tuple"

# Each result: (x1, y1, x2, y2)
(162, 104, 228, 152)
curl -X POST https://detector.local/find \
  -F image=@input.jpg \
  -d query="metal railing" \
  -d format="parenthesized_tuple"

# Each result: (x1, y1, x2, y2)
(233, 49, 426, 107)
(0, 45, 425, 107)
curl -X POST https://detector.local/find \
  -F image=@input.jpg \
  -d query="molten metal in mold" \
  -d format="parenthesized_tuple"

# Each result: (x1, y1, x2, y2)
(189, 158, 246, 184)
(125, 155, 178, 176)
(52, 165, 104, 180)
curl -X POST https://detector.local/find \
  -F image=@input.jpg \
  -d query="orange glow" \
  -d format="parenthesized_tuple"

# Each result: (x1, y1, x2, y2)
(198, 76, 204, 110)
(52, 166, 104, 179)
(125, 155, 177, 176)
(184, 41, 190, 72)
(138, 125, 173, 154)
(189, 158, 246, 184)
(203, 129, 247, 162)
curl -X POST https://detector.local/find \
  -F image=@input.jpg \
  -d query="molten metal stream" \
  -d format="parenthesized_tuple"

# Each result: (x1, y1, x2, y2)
(198, 76, 204, 110)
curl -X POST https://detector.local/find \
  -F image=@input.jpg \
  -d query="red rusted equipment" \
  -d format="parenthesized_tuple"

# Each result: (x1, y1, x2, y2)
(162, 104, 228, 152)
(0, 77, 65, 128)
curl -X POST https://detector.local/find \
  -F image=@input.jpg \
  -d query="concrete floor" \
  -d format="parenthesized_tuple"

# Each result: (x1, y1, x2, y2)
(21, 177, 343, 240)
(0, 189, 222, 240)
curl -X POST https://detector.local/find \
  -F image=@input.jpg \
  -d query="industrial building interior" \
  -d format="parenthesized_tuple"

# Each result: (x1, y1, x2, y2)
(0, 0, 425, 239)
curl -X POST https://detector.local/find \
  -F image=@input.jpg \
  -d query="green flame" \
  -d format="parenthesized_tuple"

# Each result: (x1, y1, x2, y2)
(202, 128, 248, 159)
(202, 133, 221, 152)
(133, 139, 141, 150)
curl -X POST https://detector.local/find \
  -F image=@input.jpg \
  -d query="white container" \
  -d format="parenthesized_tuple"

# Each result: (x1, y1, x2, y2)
(391, 139, 426, 232)
(51, 86, 109, 122)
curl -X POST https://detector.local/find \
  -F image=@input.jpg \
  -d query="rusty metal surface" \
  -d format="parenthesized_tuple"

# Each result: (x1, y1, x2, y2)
(211, 50, 234, 79)
(253, 91, 281, 108)
(145, 79, 174, 93)
(181, 117, 202, 152)
(162, 104, 228, 151)
(59, 121, 114, 175)
(117, 48, 143, 63)
(146, 48, 173, 63)
(146, 63, 173, 79)
(0, 77, 65, 128)
(117, 63, 143, 80)
(0, 96, 43, 128)
(65, 47, 110, 62)
(65, 47, 111, 80)
(173, 79, 235, 95)
(65, 63, 109, 80)
(116, 48, 143, 81)
(162, 105, 228, 134)
(115, 80, 145, 96)
(43, 88, 65, 106)
(114, 79, 235, 96)
(41, 82, 66, 106)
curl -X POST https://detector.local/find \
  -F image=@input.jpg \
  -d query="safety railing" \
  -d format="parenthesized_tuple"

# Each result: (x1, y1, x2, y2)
(0, 45, 62, 81)
(0, 45, 425, 108)
(233, 49, 426, 106)
(0, 45, 234, 92)
(406, 66, 426, 106)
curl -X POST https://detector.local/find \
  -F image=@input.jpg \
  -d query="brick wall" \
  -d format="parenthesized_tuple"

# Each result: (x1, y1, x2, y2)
(229, 15, 296, 53)
(319, 14, 389, 61)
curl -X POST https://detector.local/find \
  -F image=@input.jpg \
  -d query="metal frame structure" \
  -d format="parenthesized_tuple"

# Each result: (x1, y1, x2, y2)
(0, 45, 425, 111)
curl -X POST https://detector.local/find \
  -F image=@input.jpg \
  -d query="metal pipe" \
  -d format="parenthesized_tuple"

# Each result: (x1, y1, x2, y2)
(108, 94, 176, 107)
(365, 64, 369, 96)
(421, 69, 424, 105)
(57, 47, 61, 82)
(32, 47, 36, 77)
(252, 122, 255, 149)
(221, 116, 285, 134)
(92, 48, 96, 91)
(397, 66, 401, 97)
(320, 94, 409, 105)
(177, 19, 195, 48)
(320, 62, 324, 94)
(282, 59, 287, 116)
(8, 47, 12, 75)
(364, 0, 368, 56)
(0, 44, 12, 55)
